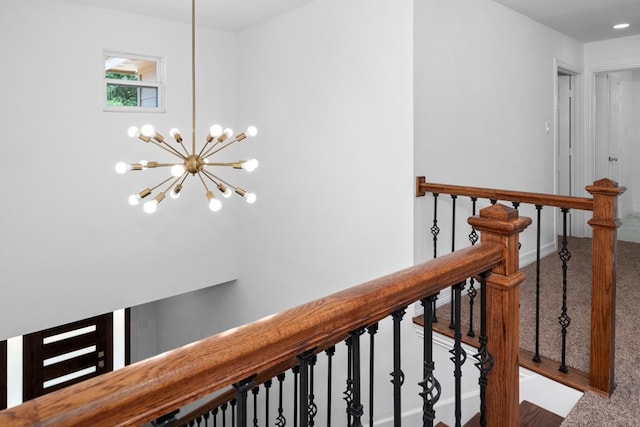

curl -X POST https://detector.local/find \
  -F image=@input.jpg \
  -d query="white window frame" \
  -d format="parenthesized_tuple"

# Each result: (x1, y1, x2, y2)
(103, 50, 165, 113)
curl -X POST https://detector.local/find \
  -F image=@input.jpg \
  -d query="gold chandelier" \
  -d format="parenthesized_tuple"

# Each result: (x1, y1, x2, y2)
(114, 0, 258, 214)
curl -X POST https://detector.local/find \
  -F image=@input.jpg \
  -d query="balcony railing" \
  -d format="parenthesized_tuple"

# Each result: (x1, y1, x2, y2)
(415, 177, 624, 397)
(0, 204, 531, 427)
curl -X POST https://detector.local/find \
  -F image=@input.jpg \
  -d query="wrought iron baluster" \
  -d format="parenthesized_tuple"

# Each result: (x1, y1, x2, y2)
(558, 208, 572, 373)
(344, 336, 354, 427)
(367, 323, 379, 427)
(390, 308, 406, 426)
(533, 205, 543, 363)
(221, 402, 228, 427)
(348, 329, 365, 427)
(512, 202, 522, 249)
(449, 282, 467, 427)
(264, 379, 272, 427)
(298, 351, 317, 427)
(326, 346, 335, 427)
(213, 407, 219, 427)
(276, 373, 286, 427)
(431, 193, 441, 324)
(293, 365, 300, 427)
(252, 387, 259, 427)
(420, 294, 441, 427)
(467, 197, 479, 337)
(473, 272, 494, 427)
(233, 378, 254, 427)
(204, 412, 210, 427)
(231, 399, 237, 427)
(449, 195, 458, 330)
(196, 416, 202, 426)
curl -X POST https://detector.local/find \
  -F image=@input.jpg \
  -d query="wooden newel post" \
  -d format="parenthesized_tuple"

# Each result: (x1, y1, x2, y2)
(586, 178, 625, 396)
(468, 204, 531, 427)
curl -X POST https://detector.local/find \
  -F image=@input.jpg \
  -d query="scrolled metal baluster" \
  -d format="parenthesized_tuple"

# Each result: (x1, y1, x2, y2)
(204, 412, 210, 427)
(467, 197, 479, 337)
(252, 386, 259, 427)
(367, 323, 379, 427)
(297, 351, 316, 427)
(233, 377, 254, 427)
(558, 208, 572, 373)
(420, 295, 441, 427)
(390, 308, 406, 426)
(221, 403, 228, 427)
(348, 329, 365, 427)
(213, 407, 219, 427)
(449, 282, 467, 427)
(431, 193, 440, 323)
(231, 399, 237, 427)
(512, 202, 522, 249)
(276, 373, 287, 427)
(264, 379, 272, 427)
(449, 195, 458, 330)
(309, 355, 318, 426)
(326, 346, 335, 427)
(533, 205, 543, 363)
(473, 271, 494, 427)
(344, 336, 354, 427)
(293, 365, 300, 427)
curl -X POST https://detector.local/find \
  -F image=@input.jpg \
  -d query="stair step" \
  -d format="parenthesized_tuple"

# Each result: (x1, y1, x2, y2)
(461, 400, 563, 427)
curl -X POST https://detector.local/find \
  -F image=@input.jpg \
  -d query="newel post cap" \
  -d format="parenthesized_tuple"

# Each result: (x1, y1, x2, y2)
(468, 204, 532, 236)
(586, 178, 626, 197)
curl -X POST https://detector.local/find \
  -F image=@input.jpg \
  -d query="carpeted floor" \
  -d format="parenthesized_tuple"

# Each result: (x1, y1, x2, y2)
(557, 237, 640, 426)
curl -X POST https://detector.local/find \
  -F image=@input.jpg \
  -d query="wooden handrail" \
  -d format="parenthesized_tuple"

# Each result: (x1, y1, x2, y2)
(0, 242, 504, 426)
(416, 177, 594, 211)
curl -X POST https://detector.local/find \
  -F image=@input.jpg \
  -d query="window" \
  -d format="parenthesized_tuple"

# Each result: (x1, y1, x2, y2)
(104, 51, 164, 112)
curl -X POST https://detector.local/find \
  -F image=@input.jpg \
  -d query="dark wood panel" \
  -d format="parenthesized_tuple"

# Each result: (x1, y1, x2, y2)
(1, 340, 6, 410)
(42, 353, 100, 382)
(42, 332, 98, 360)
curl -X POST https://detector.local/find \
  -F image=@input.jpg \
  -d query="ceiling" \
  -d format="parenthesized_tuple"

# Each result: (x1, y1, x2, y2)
(62, 0, 640, 42)
(493, 0, 640, 43)
(62, 0, 315, 32)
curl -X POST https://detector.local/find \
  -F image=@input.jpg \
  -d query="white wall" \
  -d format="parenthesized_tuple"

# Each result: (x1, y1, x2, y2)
(0, 0, 242, 340)
(234, 0, 414, 320)
(413, 0, 583, 262)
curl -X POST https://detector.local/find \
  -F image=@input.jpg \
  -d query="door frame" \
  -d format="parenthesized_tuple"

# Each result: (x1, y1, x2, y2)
(554, 59, 583, 236)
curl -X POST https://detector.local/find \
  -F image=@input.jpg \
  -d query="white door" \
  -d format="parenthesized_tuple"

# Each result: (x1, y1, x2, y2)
(557, 74, 573, 234)
(607, 75, 622, 183)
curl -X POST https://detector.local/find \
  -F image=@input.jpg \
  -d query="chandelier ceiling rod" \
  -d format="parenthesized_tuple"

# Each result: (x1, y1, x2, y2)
(114, 0, 259, 214)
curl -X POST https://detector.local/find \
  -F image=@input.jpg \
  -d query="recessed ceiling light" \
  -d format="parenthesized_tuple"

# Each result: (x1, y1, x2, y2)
(613, 23, 630, 29)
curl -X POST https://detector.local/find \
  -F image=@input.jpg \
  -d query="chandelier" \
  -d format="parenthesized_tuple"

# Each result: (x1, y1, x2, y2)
(114, 0, 258, 214)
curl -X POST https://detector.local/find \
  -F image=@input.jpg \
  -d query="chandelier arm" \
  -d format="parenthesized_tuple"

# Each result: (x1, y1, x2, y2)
(176, 141, 191, 158)
(149, 175, 178, 193)
(150, 140, 188, 159)
(163, 175, 186, 194)
(196, 171, 212, 193)
(201, 138, 238, 159)
(202, 169, 237, 191)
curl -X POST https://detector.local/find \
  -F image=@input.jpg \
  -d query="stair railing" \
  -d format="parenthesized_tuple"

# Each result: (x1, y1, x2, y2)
(416, 177, 624, 397)
(0, 204, 530, 427)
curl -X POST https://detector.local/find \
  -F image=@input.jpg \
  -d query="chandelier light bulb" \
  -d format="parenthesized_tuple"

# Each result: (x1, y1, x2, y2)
(209, 198, 222, 211)
(246, 126, 258, 137)
(127, 126, 139, 138)
(169, 128, 183, 143)
(245, 192, 257, 204)
(128, 194, 141, 206)
(242, 159, 259, 172)
(144, 200, 158, 214)
(115, 162, 128, 174)
(209, 124, 223, 137)
(223, 188, 232, 198)
(171, 164, 186, 177)
(170, 190, 181, 199)
(224, 128, 234, 137)
(141, 124, 156, 137)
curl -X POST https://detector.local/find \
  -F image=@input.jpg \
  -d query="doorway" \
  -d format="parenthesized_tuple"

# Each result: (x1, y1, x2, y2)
(555, 63, 582, 236)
